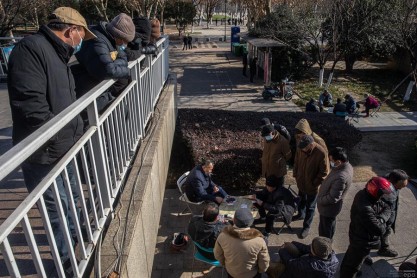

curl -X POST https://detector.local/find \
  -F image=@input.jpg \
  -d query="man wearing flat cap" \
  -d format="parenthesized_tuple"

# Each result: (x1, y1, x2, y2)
(293, 134, 329, 239)
(278, 236, 339, 277)
(8, 6, 95, 269)
(215, 208, 270, 278)
(72, 13, 136, 112)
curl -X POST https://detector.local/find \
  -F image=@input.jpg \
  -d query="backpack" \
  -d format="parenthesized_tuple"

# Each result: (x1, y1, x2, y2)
(274, 123, 291, 142)
(170, 232, 189, 252)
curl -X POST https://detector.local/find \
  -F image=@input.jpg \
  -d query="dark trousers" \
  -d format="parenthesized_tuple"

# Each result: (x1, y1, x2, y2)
(297, 191, 318, 230)
(340, 244, 371, 278)
(257, 206, 278, 233)
(21, 162, 80, 260)
(319, 215, 336, 239)
(250, 71, 255, 82)
(380, 225, 393, 249)
(243, 64, 247, 76)
(228, 272, 261, 278)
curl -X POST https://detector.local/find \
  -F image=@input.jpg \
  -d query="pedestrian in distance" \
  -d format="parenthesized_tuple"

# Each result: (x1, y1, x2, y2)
(7, 6, 95, 274)
(187, 34, 192, 49)
(182, 34, 188, 50)
(242, 51, 248, 76)
(317, 147, 353, 239)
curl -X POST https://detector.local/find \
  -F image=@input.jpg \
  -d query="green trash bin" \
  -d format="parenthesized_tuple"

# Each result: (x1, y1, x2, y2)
(232, 43, 240, 55)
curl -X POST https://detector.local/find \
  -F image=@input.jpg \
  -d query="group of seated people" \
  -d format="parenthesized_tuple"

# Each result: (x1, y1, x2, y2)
(306, 90, 380, 118)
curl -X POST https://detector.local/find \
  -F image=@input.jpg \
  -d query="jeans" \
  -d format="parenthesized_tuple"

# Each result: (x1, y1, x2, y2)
(297, 191, 318, 230)
(340, 244, 371, 278)
(21, 162, 80, 260)
(319, 215, 336, 239)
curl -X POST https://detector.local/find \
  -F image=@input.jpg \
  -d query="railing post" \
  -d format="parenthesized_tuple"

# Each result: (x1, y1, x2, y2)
(86, 101, 112, 210)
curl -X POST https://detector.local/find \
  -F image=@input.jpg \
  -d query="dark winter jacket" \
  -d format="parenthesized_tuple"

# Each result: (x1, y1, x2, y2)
(381, 187, 399, 233)
(188, 216, 228, 260)
(261, 131, 292, 179)
(183, 165, 217, 202)
(256, 186, 297, 224)
(333, 102, 347, 116)
(73, 22, 130, 102)
(8, 25, 83, 164)
(317, 162, 353, 218)
(349, 189, 392, 248)
(272, 122, 291, 142)
(279, 241, 339, 278)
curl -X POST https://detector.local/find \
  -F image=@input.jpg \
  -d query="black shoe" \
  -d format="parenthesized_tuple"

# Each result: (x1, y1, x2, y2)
(253, 217, 266, 225)
(377, 248, 398, 257)
(298, 228, 309, 239)
(292, 214, 305, 221)
(364, 255, 373, 265)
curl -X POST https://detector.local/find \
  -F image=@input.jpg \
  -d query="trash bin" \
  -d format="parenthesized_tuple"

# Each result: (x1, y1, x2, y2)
(232, 43, 240, 55)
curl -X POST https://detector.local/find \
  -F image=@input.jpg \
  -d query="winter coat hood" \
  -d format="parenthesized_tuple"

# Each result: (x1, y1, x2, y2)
(223, 225, 264, 240)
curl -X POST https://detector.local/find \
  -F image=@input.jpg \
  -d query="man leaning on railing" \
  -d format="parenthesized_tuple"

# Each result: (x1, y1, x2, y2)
(7, 6, 96, 275)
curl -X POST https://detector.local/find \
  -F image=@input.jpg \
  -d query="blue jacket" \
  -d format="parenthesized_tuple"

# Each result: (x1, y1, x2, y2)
(73, 22, 130, 101)
(279, 242, 339, 278)
(183, 165, 217, 202)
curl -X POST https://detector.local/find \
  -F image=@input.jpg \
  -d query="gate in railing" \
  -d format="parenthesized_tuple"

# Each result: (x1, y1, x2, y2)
(0, 36, 170, 277)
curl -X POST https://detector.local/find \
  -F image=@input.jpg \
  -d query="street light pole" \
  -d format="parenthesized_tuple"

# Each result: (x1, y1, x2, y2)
(224, 0, 227, 42)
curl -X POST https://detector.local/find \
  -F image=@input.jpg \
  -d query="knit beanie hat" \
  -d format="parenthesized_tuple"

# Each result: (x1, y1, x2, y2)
(106, 13, 135, 42)
(234, 208, 254, 228)
(311, 236, 332, 259)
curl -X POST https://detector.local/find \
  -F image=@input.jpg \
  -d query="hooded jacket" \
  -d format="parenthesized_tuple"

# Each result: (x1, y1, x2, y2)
(8, 25, 83, 164)
(294, 142, 329, 195)
(279, 241, 339, 278)
(349, 189, 391, 248)
(262, 131, 292, 178)
(317, 162, 353, 218)
(214, 226, 270, 278)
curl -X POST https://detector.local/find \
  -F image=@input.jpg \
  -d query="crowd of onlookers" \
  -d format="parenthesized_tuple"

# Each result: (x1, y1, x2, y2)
(6, 6, 161, 276)
(183, 117, 413, 278)
(306, 89, 381, 119)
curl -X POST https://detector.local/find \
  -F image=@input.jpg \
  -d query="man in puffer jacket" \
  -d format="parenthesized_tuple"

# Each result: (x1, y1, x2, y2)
(214, 208, 270, 278)
(340, 177, 394, 278)
(72, 13, 135, 112)
(278, 236, 339, 278)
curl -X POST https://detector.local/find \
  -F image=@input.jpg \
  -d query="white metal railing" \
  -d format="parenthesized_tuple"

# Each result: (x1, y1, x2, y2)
(0, 36, 170, 277)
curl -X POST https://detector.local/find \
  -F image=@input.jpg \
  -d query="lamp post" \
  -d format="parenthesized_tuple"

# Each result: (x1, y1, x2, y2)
(224, 0, 227, 42)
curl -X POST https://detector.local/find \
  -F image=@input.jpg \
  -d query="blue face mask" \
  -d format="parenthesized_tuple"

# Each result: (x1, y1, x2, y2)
(72, 29, 83, 54)
(117, 44, 127, 52)
(264, 135, 273, 141)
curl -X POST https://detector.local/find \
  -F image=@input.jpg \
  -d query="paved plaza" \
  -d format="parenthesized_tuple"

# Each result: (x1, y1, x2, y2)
(151, 26, 417, 277)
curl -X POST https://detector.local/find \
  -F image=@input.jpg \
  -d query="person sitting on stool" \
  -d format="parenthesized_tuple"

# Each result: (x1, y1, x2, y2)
(333, 98, 348, 118)
(318, 89, 333, 112)
(362, 93, 379, 117)
(252, 175, 297, 238)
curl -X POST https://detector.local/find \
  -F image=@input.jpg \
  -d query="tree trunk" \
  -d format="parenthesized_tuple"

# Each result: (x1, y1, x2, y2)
(404, 80, 415, 101)
(326, 71, 334, 88)
(344, 55, 356, 73)
(318, 67, 324, 87)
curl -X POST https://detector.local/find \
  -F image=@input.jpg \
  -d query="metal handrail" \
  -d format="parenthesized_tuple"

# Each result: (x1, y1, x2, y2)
(0, 35, 170, 277)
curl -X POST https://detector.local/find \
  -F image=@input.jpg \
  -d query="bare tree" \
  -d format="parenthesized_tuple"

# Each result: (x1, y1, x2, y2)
(203, 0, 220, 28)
(0, 0, 30, 37)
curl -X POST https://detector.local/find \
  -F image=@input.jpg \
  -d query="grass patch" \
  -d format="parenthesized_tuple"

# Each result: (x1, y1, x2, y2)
(293, 66, 417, 112)
(212, 15, 231, 20)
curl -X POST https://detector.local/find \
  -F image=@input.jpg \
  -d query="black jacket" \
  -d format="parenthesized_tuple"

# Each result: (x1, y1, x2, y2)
(279, 241, 339, 278)
(8, 25, 83, 164)
(73, 22, 130, 101)
(349, 189, 391, 248)
(256, 186, 297, 225)
(188, 216, 228, 259)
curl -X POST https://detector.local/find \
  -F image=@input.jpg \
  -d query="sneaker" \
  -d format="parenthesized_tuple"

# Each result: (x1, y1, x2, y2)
(292, 214, 305, 221)
(364, 255, 373, 265)
(377, 248, 398, 257)
(298, 228, 309, 239)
